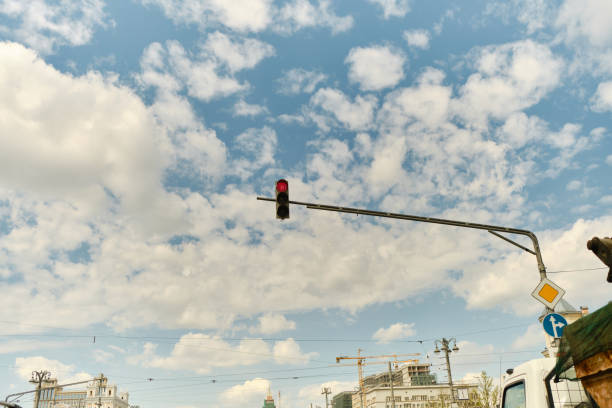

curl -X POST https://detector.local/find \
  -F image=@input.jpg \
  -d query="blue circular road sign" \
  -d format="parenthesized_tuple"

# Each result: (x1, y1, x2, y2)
(542, 313, 568, 338)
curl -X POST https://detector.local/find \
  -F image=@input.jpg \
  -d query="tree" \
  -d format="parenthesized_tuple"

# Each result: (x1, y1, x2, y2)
(474, 371, 499, 408)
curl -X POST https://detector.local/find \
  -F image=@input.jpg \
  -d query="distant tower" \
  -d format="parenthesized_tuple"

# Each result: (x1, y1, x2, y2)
(263, 387, 276, 408)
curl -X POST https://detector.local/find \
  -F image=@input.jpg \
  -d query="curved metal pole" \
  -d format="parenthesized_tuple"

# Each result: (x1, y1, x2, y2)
(258, 197, 548, 278)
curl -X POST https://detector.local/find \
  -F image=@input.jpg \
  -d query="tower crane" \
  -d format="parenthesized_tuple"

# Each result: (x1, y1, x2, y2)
(335, 350, 420, 408)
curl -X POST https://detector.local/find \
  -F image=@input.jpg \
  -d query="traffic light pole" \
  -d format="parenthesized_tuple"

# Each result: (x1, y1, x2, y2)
(257, 197, 551, 308)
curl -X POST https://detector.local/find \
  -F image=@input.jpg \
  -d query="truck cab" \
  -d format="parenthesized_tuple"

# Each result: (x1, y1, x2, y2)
(500, 358, 598, 408)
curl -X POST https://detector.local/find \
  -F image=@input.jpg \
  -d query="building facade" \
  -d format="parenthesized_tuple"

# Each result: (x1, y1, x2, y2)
(36, 374, 129, 408)
(352, 383, 478, 408)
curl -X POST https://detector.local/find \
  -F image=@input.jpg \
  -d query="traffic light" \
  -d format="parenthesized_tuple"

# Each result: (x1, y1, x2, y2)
(586, 236, 612, 282)
(275, 179, 289, 220)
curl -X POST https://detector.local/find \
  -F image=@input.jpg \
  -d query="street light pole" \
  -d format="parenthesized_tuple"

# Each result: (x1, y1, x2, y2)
(322, 387, 331, 408)
(434, 338, 459, 408)
(388, 362, 396, 408)
(29, 371, 50, 408)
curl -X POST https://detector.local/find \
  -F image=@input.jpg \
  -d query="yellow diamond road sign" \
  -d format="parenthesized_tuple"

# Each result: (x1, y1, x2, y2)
(531, 277, 565, 309)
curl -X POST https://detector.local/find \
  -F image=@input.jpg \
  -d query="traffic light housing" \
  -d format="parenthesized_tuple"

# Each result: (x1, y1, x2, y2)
(275, 179, 289, 220)
(586, 236, 612, 282)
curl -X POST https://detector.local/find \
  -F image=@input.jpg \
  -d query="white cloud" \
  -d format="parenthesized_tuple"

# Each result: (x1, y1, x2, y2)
(304, 138, 367, 204)
(372, 322, 416, 343)
(138, 35, 275, 104)
(131, 335, 316, 373)
(275, 0, 354, 34)
(556, 0, 612, 48)
(0, 0, 110, 54)
(590, 81, 612, 112)
(515, 0, 556, 34)
(273, 338, 318, 364)
(454, 40, 563, 128)
(496, 112, 548, 148)
(137, 41, 230, 181)
(607, 155, 612, 166)
(403, 29, 430, 49)
(220, 378, 271, 408)
(486, 0, 557, 35)
(93, 349, 115, 363)
(167, 40, 248, 101)
(14, 356, 91, 383)
(277, 68, 327, 95)
(130, 334, 271, 373)
(0, 41, 178, 221)
(599, 195, 612, 205)
(345, 46, 406, 91)
(140, 0, 273, 32)
(140, 0, 353, 34)
(233, 126, 278, 179)
(566, 180, 581, 191)
(234, 99, 269, 117)
(367, 0, 411, 19)
(378, 68, 451, 129)
(449, 341, 495, 365)
(511, 324, 545, 350)
(310, 88, 378, 131)
(203, 31, 275, 73)
(496, 113, 593, 179)
(250, 313, 296, 335)
(0, 340, 67, 354)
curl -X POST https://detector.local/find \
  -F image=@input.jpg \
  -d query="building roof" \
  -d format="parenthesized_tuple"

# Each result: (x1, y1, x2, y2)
(539, 298, 579, 320)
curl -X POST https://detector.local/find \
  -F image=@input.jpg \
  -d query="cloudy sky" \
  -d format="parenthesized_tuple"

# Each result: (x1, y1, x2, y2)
(0, 0, 611, 407)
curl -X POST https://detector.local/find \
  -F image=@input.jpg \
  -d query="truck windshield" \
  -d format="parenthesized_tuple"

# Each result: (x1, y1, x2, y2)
(502, 381, 526, 408)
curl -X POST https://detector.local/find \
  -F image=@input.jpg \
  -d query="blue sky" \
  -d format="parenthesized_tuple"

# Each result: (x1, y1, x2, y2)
(0, 0, 611, 407)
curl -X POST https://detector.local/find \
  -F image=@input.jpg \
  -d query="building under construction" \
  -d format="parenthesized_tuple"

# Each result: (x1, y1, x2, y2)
(334, 360, 478, 408)
(362, 361, 437, 388)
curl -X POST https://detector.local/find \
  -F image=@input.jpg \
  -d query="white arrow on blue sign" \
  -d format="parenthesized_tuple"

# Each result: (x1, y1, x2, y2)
(542, 313, 568, 338)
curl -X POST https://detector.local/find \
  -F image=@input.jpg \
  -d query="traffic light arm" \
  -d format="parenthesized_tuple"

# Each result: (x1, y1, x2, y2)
(256, 196, 549, 282)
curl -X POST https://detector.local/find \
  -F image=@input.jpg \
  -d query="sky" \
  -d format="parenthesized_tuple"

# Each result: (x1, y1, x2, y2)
(0, 0, 611, 407)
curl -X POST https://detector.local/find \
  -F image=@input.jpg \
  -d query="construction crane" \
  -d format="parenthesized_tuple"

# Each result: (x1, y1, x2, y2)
(335, 350, 420, 408)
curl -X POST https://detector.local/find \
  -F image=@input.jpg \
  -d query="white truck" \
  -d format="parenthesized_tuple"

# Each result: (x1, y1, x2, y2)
(499, 358, 600, 408)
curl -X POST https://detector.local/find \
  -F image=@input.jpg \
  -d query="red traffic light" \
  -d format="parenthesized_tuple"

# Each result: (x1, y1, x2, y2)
(275, 179, 289, 220)
(276, 179, 288, 193)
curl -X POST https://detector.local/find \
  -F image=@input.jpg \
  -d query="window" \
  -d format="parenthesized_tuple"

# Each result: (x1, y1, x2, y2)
(502, 381, 526, 408)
